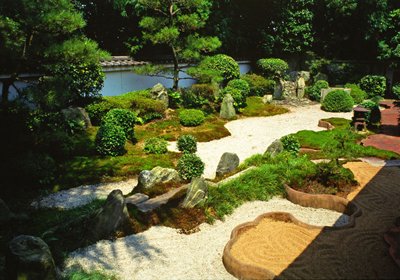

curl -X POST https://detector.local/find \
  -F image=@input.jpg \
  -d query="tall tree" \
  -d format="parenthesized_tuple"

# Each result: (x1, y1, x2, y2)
(262, 0, 314, 57)
(115, 0, 221, 90)
(0, 0, 107, 109)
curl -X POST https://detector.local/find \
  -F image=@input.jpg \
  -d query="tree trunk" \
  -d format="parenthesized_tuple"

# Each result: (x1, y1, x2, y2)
(171, 46, 180, 91)
(1, 79, 11, 109)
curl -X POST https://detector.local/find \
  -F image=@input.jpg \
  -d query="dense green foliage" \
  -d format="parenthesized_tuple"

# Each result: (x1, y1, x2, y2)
(227, 79, 250, 97)
(65, 268, 117, 280)
(345, 83, 367, 104)
(177, 135, 197, 153)
(322, 90, 354, 112)
(177, 153, 205, 181)
(179, 109, 205, 127)
(359, 75, 387, 98)
(190, 54, 240, 84)
(393, 83, 400, 99)
(281, 135, 301, 155)
(241, 74, 275, 96)
(143, 137, 168, 154)
(181, 83, 218, 111)
(102, 109, 136, 141)
(220, 86, 246, 110)
(95, 123, 126, 156)
(360, 100, 381, 124)
(257, 58, 289, 80)
(306, 80, 329, 101)
(86, 101, 117, 126)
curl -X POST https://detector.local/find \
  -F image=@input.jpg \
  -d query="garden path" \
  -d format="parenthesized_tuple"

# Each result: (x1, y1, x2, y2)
(63, 198, 348, 280)
(169, 104, 352, 179)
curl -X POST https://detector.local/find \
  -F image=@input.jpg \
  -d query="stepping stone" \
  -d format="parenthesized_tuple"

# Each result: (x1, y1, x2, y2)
(125, 193, 149, 205)
(136, 185, 188, 213)
(360, 157, 400, 167)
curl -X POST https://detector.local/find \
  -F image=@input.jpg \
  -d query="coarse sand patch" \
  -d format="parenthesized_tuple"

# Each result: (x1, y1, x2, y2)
(63, 198, 349, 280)
(169, 104, 352, 179)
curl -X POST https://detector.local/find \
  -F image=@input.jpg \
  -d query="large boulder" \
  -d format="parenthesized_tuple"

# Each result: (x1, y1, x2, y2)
(0, 198, 12, 224)
(220, 94, 236, 120)
(262, 94, 273, 104)
(137, 166, 181, 190)
(273, 80, 284, 99)
(181, 177, 208, 208)
(89, 190, 130, 241)
(61, 107, 91, 129)
(216, 152, 240, 178)
(6, 235, 57, 280)
(265, 139, 284, 157)
(150, 83, 169, 107)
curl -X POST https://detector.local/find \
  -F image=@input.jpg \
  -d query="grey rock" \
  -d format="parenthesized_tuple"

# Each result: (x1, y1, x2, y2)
(216, 152, 240, 178)
(61, 107, 91, 129)
(220, 94, 236, 119)
(137, 167, 180, 190)
(150, 83, 169, 107)
(262, 94, 273, 104)
(181, 177, 208, 208)
(0, 198, 12, 224)
(137, 185, 188, 212)
(283, 81, 297, 98)
(265, 139, 284, 157)
(90, 190, 130, 241)
(273, 80, 284, 99)
(299, 71, 311, 83)
(6, 235, 57, 280)
(297, 77, 306, 98)
(125, 193, 149, 205)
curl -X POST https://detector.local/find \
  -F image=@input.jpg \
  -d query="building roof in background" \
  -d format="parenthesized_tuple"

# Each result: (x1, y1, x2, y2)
(100, 56, 147, 68)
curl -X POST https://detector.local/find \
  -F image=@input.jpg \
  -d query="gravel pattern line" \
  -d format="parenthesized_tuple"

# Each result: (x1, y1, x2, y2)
(63, 198, 349, 280)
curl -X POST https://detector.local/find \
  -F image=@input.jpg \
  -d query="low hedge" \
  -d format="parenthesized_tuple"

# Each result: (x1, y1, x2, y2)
(179, 109, 205, 127)
(322, 90, 354, 112)
(241, 74, 275, 96)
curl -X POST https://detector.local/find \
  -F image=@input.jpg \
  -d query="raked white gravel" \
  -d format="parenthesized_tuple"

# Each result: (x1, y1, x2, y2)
(63, 198, 349, 280)
(169, 104, 352, 179)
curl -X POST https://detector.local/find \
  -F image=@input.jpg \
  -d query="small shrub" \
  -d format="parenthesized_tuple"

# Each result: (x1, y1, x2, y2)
(227, 79, 250, 97)
(241, 74, 275, 96)
(103, 109, 136, 141)
(181, 83, 218, 110)
(95, 123, 126, 156)
(257, 58, 289, 80)
(197, 54, 240, 83)
(177, 153, 205, 181)
(220, 86, 246, 110)
(143, 137, 168, 154)
(322, 90, 354, 112)
(130, 95, 166, 121)
(345, 83, 367, 104)
(281, 135, 301, 155)
(360, 100, 381, 124)
(305, 80, 329, 101)
(314, 161, 356, 189)
(359, 75, 386, 98)
(177, 135, 197, 153)
(168, 90, 182, 108)
(85, 100, 116, 126)
(393, 83, 400, 99)
(179, 109, 205, 127)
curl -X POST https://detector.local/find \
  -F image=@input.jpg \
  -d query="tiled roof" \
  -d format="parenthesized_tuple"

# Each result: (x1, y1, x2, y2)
(100, 56, 147, 68)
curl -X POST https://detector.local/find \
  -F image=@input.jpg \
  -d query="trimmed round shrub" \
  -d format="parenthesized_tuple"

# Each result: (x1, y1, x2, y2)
(143, 137, 168, 154)
(177, 134, 197, 153)
(281, 135, 301, 155)
(199, 54, 240, 83)
(177, 153, 205, 181)
(345, 83, 367, 104)
(221, 86, 246, 110)
(241, 74, 275, 96)
(85, 100, 116, 126)
(95, 123, 126, 156)
(322, 90, 354, 112)
(227, 79, 250, 97)
(359, 75, 386, 98)
(181, 83, 218, 110)
(305, 80, 329, 102)
(103, 109, 136, 141)
(393, 83, 400, 99)
(179, 109, 205, 127)
(130, 95, 166, 121)
(257, 58, 289, 80)
(360, 100, 381, 124)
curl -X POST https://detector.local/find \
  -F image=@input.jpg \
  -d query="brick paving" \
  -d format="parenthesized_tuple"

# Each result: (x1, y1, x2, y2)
(362, 101, 400, 155)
